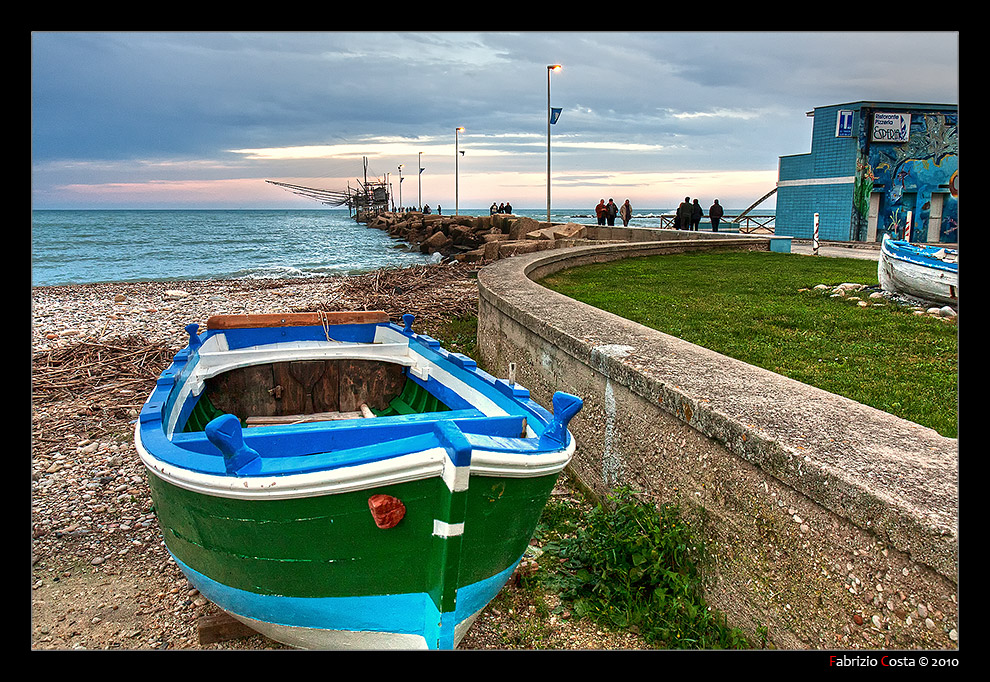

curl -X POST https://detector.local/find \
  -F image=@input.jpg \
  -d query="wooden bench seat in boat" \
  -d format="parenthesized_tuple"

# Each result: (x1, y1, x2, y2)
(245, 403, 376, 426)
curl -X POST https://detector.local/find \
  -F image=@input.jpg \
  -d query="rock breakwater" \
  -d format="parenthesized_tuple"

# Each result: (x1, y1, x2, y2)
(359, 211, 620, 262)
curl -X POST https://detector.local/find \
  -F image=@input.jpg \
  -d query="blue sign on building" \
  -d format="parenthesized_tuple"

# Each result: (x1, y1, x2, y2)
(836, 110, 854, 138)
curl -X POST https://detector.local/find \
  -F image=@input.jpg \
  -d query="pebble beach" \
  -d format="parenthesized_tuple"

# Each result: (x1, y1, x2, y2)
(30, 266, 645, 650)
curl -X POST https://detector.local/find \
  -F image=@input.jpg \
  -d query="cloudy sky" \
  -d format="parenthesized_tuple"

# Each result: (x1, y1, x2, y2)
(31, 31, 959, 211)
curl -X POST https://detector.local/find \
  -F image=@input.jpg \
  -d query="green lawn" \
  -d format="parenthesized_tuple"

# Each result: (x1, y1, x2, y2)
(538, 250, 958, 438)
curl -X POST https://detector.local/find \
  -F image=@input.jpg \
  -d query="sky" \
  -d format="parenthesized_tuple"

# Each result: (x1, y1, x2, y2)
(31, 31, 959, 211)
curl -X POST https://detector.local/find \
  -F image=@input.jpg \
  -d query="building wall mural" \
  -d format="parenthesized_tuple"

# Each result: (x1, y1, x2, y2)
(854, 112, 958, 243)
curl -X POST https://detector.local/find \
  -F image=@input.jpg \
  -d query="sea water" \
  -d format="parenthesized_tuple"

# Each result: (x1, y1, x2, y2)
(30, 207, 702, 287)
(31, 209, 434, 287)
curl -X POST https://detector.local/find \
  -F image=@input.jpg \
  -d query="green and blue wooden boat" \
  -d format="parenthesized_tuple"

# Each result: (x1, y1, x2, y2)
(136, 311, 582, 649)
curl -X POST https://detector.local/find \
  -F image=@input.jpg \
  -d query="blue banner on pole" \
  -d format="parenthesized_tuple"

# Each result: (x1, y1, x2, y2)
(550, 107, 562, 125)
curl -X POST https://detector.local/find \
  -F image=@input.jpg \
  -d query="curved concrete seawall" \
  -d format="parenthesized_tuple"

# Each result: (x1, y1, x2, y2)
(476, 237, 958, 650)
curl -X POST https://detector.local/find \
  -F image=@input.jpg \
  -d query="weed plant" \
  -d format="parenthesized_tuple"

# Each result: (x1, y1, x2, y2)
(534, 486, 750, 649)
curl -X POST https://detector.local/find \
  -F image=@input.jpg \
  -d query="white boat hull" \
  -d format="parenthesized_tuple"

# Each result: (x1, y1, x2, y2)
(878, 236, 958, 306)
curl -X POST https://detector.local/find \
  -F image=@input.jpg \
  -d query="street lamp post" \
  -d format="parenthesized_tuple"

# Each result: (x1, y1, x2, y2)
(547, 64, 561, 224)
(455, 127, 464, 215)
(418, 152, 423, 212)
(397, 164, 403, 211)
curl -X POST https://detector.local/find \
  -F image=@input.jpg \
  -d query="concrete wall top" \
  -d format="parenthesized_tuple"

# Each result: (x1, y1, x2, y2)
(477, 239, 958, 581)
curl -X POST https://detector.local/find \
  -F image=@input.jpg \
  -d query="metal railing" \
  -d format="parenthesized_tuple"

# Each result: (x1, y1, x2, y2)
(657, 214, 775, 234)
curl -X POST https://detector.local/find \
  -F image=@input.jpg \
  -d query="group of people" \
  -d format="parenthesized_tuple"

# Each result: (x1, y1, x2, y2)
(675, 197, 724, 232)
(394, 205, 441, 214)
(489, 201, 513, 215)
(595, 198, 634, 227)
(592, 196, 725, 231)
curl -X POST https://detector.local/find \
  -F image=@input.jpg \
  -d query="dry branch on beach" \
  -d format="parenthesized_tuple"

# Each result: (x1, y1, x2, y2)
(311, 263, 479, 324)
(32, 337, 174, 402)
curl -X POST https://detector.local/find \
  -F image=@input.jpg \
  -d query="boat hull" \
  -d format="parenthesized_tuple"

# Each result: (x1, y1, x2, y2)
(145, 463, 557, 649)
(878, 235, 958, 305)
(136, 312, 581, 649)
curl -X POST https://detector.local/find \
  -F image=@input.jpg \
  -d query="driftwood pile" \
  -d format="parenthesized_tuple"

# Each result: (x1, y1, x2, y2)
(32, 335, 175, 447)
(32, 337, 174, 405)
(361, 211, 601, 262)
(309, 262, 480, 326)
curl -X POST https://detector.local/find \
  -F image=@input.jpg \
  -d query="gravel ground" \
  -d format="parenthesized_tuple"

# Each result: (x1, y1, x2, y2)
(30, 266, 646, 651)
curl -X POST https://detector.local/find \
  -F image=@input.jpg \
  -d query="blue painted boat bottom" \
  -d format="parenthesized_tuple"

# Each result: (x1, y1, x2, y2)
(173, 554, 521, 649)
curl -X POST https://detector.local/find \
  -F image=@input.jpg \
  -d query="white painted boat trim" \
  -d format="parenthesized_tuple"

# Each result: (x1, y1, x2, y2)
(137, 427, 571, 501)
(432, 519, 465, 537)
(470, 440, 576, 478)
(193, 340, 416, 381)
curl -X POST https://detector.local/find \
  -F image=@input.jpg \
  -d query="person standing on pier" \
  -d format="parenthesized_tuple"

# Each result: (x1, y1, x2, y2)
(709, 199, 724, 232)
(620, 199, 632, 227)
(606, 198, 619, 226)
(676, 197, 691, 229)
(596, 199, 607, 225)
(691, 199, 702, 231)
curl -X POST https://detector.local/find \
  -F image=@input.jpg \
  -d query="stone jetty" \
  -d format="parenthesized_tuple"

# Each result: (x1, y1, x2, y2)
(358, 211, 619, 263)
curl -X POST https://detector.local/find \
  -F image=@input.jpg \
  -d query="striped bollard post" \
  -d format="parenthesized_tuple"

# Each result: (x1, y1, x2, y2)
(813, 213, 820, 256)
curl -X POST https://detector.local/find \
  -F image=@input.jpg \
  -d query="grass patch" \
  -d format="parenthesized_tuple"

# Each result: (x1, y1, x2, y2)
(538, 250, 957, 437)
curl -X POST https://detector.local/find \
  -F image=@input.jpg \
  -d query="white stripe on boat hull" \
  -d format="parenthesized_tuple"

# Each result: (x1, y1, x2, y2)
(136, 427, 572, 501)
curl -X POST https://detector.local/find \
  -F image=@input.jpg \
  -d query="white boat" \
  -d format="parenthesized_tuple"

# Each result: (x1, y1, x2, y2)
(878, 234, 958, 306)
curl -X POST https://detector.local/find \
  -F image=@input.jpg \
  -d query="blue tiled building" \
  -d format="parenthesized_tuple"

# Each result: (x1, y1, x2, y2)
(775, 101, 958, 244)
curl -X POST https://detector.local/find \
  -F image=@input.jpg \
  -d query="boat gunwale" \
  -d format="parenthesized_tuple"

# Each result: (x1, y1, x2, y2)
(880, 235, 958, 274)
(137, 427, 575, 500)
(137, 318, 577, 496)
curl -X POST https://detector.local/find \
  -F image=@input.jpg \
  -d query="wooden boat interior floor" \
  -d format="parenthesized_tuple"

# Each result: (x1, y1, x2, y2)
(183, 358, 450, 434)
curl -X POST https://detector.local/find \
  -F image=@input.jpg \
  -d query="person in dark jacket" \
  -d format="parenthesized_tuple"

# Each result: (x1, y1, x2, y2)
(709, 199, 724, 232)
(676, 197, 691, 229)
(605, 198, 619, 226)
(690, 199, 702, 231)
